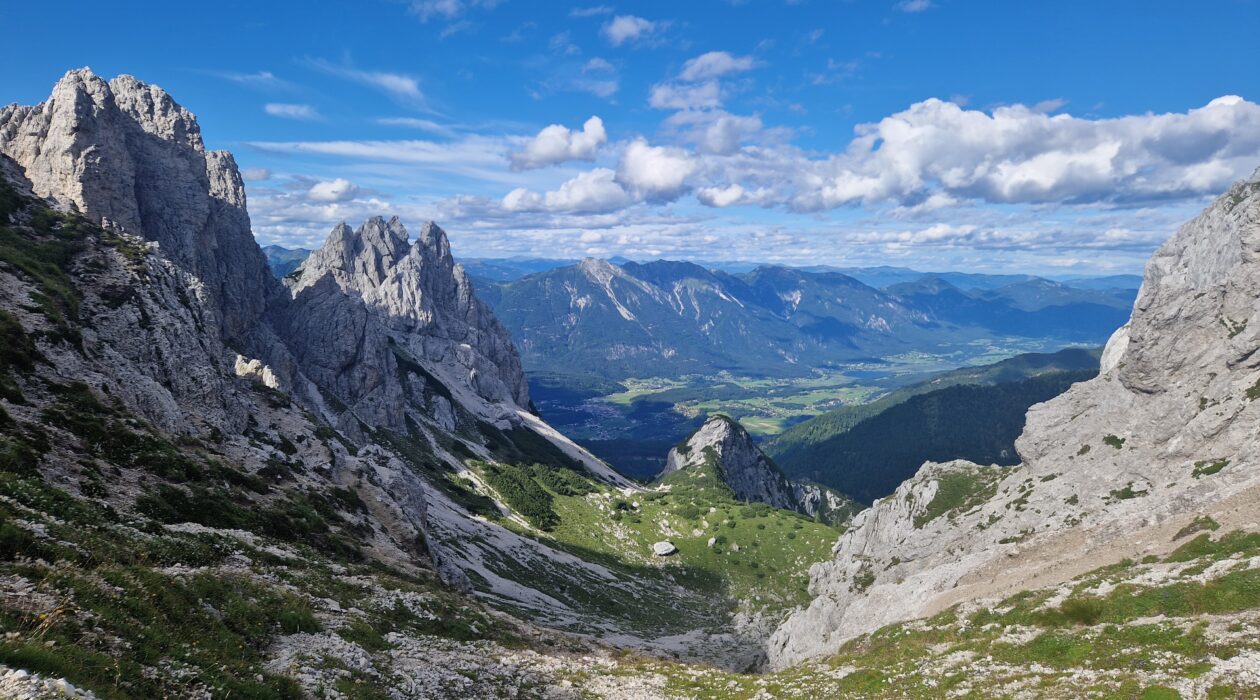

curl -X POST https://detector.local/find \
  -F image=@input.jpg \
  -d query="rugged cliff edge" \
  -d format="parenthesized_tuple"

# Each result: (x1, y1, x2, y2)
(768, 166, 1260, 668)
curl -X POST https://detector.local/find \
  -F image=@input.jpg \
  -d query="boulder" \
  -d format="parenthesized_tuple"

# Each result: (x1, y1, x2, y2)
(652, 541, 677, 557)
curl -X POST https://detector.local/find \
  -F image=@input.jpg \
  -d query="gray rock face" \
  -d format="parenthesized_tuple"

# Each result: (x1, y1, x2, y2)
(0, 68, 272, 340)
(663, 416, 799, 511)
(281, 216, 529, 432)
(662, 416, 857, 525)
(768, 167, 1260, 669)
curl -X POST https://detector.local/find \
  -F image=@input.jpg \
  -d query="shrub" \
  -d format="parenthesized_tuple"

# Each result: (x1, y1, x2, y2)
(482, 463, 559, 530)
(1057, 598, 1104, 626)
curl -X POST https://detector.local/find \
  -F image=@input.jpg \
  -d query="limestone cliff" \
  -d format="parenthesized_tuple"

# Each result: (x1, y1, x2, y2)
(663, 415, 856, 524)
(768, 167, 1260, 668)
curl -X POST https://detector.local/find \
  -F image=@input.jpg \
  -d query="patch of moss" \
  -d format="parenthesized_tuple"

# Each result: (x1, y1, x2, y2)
(1192, 459, 1229, 478)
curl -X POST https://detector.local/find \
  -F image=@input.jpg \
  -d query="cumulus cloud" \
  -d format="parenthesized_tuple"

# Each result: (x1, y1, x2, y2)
(264, 103, 319, 120)
(791, 95, 1260, 209)
(503, 168, 633, 213)
(696, 184, 746, 207)
(695, 112, 761, 153)
(307, 178, 365, 202)
(649, 81, 722, 110)
(679, 51, 758, 81)
(602, 15, 657, 46)
(510, 116, 609, 170)
(616, 139, 698, 200)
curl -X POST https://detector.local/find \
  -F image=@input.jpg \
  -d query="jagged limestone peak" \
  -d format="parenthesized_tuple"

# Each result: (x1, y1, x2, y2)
(285, 216, 531, 413)
(663, 415, 798, 511)
(0, 67, 270, 340)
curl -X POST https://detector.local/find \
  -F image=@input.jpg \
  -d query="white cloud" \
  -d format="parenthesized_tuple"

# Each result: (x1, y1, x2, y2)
(511, 116, 608, 170)
(216, 70, 290, 89)
(264, 103, 319, 120)
(679, 51, 758, 82)
(896, 0, 933, 12)
(791, 95, 1260, 209)
(571, 5, 614, 17)
(440, 20, 473, 39)
(696, 184, 746, 207)
(1033, 98, 1069, 114)
(246, 136, 521, 184)
(240, 168, 273, 181)
(602, 15, 657, 46)
(306, 59, 425, 106)
(411, 0, 502, 21)
(584, 57, 615, 73)
(307, 178, 365, 203)
(616, 139, 698, 200)
(377, 117, 457, 137)
(649, 81, 722, 110)
(696, 113, 764, 154)
(503, 168, 633, 213)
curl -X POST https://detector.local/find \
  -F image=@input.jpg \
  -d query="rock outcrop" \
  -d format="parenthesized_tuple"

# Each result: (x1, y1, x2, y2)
(0, 68, 271, 340)
(662, 415, 855, 523)
(281, 216, 529, 433)
(768, 167, 1260, 669)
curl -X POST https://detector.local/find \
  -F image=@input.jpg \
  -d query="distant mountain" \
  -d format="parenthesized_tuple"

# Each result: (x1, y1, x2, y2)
(1057, 274, 1144, 290)
(479, 258, 939, 379)
(261, 244, 309, 278)
(460, 256, 577, 282)
(478, 258, 1133, 381)
(766, 348, 1101, 503)
(886, 276, 1134, 339)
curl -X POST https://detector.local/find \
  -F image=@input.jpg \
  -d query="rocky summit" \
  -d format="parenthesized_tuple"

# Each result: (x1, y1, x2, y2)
(662, 415, 856, 525)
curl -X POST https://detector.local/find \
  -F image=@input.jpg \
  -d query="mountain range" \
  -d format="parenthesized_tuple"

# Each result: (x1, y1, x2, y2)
(471, 257, 1135, 381)
(263, 246, 1139, 383)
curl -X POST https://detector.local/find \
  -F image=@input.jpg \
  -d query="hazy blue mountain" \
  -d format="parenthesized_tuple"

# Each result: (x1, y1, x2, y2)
(461, 256, 577, 281)
(886, 276, 1133, 341)
(261, 244, 310, 278)
(480, 258, 940, 380)
(1058, 274, 1145, 290)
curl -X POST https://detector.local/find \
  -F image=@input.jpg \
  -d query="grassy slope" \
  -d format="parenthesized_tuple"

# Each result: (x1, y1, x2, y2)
(468, 458, 841, 629)
(593, 524, 1260, 699)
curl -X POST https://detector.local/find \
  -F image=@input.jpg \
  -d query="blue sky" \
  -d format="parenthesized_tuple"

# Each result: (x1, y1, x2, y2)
(4, 1, 1260, 273)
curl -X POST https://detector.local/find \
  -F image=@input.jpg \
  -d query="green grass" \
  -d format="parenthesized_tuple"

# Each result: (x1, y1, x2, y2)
(913, 467, 1003, 528)
(616, 528, 1260, 699)
(1193, 459, 1229, 478)
(1103, 434, 1126, 449)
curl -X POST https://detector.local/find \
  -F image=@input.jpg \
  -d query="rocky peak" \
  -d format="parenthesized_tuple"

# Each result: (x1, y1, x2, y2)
(578, 257, 619, 282)
(663, 415, 798, 511)
(285, 216, 530, 416)
(0, 67, 271, 339)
